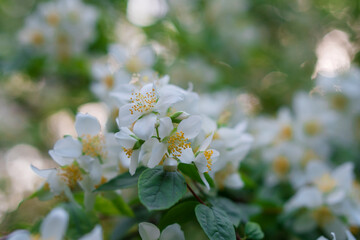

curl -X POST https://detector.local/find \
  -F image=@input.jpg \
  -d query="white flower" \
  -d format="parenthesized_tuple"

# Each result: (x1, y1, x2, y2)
(117, 83, 185, 139)
(8, 208, 103, 240)
(138, 222, 185, 240)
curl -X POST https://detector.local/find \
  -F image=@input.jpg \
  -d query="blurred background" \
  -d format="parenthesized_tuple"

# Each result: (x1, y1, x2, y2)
(0, 0, 360, 238)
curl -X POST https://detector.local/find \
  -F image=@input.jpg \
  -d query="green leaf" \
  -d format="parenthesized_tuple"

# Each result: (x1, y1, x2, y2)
(209, 197, 243, 226)
(178, 163, 215, 188)
(245, 222, 264, 240)
(158, 201, 198, 230)
(95, 167, 146, 191)
(195, 204, 236, 240)
(94, 193, 134, 217)
(138, 167, 187, 211)
(109, 194, 134, 217)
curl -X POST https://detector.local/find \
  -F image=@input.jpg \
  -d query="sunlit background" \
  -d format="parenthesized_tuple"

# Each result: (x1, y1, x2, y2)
(0, 0, 360, 239)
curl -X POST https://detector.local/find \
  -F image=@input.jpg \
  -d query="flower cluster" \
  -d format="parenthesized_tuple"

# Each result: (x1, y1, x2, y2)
(18, 0, 98, 59)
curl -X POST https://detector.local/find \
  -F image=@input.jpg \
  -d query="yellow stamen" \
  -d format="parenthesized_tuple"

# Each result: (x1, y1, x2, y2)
(103, 75, 114, 89)
(315, 173, 337, 193)
(95, 176, 108, 189)
(125, 56, 143, 73)
(330, 93, 348, 111)
(122, 147, 133, 158)
(31, 31, 44, 46)
(167, 131, 191, 158)
(129, 88, 157, 115)
(313, 206, 333, 226)
(279, 125, 293, 140)
(204, 149, 214, 172)
(46, 12, 60, 26)
(304, 120, 322, 136)
(272, 155, 290, 176)
(82, 134, 107, 159)
(58, 163, 83, 188)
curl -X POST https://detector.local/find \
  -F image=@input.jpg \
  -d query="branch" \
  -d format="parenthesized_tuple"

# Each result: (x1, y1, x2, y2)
(186, 183, 206, 205)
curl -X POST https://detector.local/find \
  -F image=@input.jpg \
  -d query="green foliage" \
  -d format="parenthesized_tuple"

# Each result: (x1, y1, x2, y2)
(209, 197, 243, 226)
(195, 204, 236, 240)
(95, 167, 146, 191)
(245, 222, 264, 240)
(138, 167, 187, 211)
(178, 163, 215, 188)
(158, 201, 198, 230)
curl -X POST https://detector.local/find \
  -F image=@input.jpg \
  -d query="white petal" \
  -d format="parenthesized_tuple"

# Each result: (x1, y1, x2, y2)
(194, 154, 208, 173)
(224, 173, 244, 189)
(177, 115, 202, 139)
(109, 44, 129, 65)
(332, 162, 354, 191)
(41, 208, 69, 240)
(178, 148, 195, 164)
(133, 113, 157, 140)
(199, 172, 210, 190)
(115, 127, 137, 148)
(285, 187, 323, 212)
(158, 117, 173, 139)
(31, 165, 56, 179)
(136, 46, 155, 67)
(148, 141, 167, 168)
(7, 230, 31, 240)
(160, 223, 185, 240)
(138, 222, 160, 240)
(79, 225, 103, 240)
(49, 150, 74, 166)
(198, 133, 214, 152)
(130, 150, 140, 175)
(75, 113, 101, 137)
(118, 103, 142, 127)
(53, 136, 82, 159)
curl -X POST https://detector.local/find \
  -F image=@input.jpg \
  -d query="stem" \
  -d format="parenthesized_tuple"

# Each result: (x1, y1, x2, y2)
(236, 232, 242, 240)
(186, 183, 206, 205)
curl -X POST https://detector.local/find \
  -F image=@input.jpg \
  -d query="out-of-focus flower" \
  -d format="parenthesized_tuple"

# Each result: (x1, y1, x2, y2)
(8, 207, 103, 240)
(18, 0, 98, 59)
(138, 222, 185, 240)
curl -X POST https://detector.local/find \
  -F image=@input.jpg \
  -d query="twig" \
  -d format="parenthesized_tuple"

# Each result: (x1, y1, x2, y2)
(236, 232, 242, 240)
(186, 183, 206, 205)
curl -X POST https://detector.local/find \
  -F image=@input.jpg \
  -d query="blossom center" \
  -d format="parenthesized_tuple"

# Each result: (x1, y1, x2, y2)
(59, 163, 83, 188)
(122, 147, 133, 158)
(272, 155, 290, 176)
(279, 125, 292, 140)
(125, 56, 143, 73)
(31, 31, 45, 46)
(82, 134, 107, 159)
(204, 149, 214, 172)
(315, 173, 337, 193)
(103, 75, 115, 89)
(168, 131, 191, 158)
(331, 93, 348, 111)
(46, 12, 60, 26)
(129, 88, 157, 114)
(304, 120, 322, 136)
(312, 206, 333, 226)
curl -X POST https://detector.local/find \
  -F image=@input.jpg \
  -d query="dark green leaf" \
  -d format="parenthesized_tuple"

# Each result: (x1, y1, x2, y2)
(158, 201, 198, 230)
(178, 163, 214, 188)
(195, 204, 236, 240)
(95, 167, 146, 191)
(138, 167, 187, 211)
(209, 197, 243, 226)
(245, 222, 264, 240)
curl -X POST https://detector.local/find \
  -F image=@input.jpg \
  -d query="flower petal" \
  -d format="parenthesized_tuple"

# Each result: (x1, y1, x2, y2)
(130, 150, 140, 175)
(75, 113, 101, 137)
(41, 208, 69, 240)
(79, 225, 103, 240)
(118, 103, 142, 127)
(136, 46, 155, 67)
(178, 147, 194, 164)
(148, 141, 167, 168)
(160, 223, 185, 240)
(53, 136, 82, 159)
(194, 154, 208, 173)
(158, 117, 173, 139)
(138, 222, 160, 240)
(115, 127, 137, 148)
(177, 115, 202, 139)
(198, 132, 214, 152)
(133, 113, 157, 140)
(7, 230, 31, 240)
